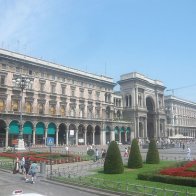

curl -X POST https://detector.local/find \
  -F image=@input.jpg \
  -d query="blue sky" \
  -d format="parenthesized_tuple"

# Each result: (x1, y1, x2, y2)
(1, 0, 196, 101)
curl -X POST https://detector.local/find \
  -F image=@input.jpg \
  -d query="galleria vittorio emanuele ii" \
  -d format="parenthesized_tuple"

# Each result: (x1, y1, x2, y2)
(0, 48, 196, 148)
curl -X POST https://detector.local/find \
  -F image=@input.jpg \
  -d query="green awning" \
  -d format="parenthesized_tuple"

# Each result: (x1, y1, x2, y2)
(48, 123, 56, 135)
(114, 128, 119, 134)
(36, 122, 44, 135)
(23, 122, 33, 134)
(9, 121, 19, 135)
(126, 127, 131, 133)
(106, 127, 110, 132)
(120, 127, 125, 133)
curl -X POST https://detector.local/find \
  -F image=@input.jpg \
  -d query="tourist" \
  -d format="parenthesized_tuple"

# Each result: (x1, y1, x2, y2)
(95, 149, 99, 161)
(29, 161, 38, 184)
(65, 145, 69, 155)
(20, 156, 25, 174)
(24, 157, 31, 181)
(124, 147, 128, 157)
(187, 147, 191, 160)
(13, 157, 19, 174)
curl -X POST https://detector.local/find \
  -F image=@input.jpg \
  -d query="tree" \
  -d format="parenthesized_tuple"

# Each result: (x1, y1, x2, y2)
(104, 141, 124, 174)
(128, 138, 143, 168)
(146, 139, 160, 164)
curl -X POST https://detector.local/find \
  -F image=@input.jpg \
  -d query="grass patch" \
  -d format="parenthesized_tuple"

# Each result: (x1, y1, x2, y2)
(52, 161, 196, 195)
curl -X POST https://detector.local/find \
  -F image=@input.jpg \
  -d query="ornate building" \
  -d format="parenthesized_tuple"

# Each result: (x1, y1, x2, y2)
(0, 49, 132, 147)
(165, 95, 196, 138)
(0, 49, 195, 148)
(118, 72, 167, 141)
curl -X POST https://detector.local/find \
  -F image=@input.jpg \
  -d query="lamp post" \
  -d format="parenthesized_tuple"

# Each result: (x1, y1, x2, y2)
(12, 76, 32, 150)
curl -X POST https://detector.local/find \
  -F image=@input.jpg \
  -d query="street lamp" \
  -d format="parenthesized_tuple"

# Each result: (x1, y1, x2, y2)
(12, 76, 32, 150)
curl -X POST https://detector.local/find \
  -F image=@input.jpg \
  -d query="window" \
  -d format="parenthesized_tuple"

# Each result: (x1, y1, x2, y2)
(0, 99, 4, 112)
(79, 108, 84, 118)
(96, 92, 100, 100)
(0, 75, 5, 85)
(95, 109, 100, 119)
(71, 87, 75, 97)
(38, 103, 44, 114)
(62, 87, 66, 95)
(51, 84, 56, 93)
(60, 106, 65, 116)
(16, 67, 21, 73)
(52, 74, 55, 80)
(138, 94, 142, 106)
(2, 64, 6, 70)
(88, 90, 92, 99)
(50, 105, 56, 115)
(12, 100, 19, 111)
(29, 70, 33, 75)
(70, 108, 75, 117)
(25, 102, 32, 113)
(40, 83, 45, 92)
(80, 89, 84, 98)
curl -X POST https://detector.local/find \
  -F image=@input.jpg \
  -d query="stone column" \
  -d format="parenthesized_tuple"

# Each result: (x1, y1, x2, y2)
(44, 128, 47, 146)
(5, 126, 9, 148)
(102, 128, 106, 145)
(124, 131, 127, 142)
(144, 118, 147, 139)
(75, 129, 78, 145)
(32, 128, 35, 145)
(157, 118, 160, 138)
(66, 130, 69, 145)
(56, 128, 59, 146)
(119, 131, 121, 143)
(84, 130, 87, 145)
(92, 131, 95, 145)
(111, 129, 115, 141)
(136, 117, 139, 138)
(135, 87, 138, 107)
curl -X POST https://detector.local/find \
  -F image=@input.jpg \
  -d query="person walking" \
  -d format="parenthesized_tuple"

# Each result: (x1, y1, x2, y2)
(187, 147, 191, 160)
(20, 156, 25, 174)
(95, 149, 99, 161)
(13, 157, 19, 174)
(29, 161, 38, 184)
(65, 145, 69, 155)
(124, 147, 128, 157)
(24, 157, 31, 181)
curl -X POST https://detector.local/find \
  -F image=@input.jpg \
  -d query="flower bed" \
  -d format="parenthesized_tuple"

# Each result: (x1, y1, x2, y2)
(0, 151, 82, 165)
(160, 160, 196, 178)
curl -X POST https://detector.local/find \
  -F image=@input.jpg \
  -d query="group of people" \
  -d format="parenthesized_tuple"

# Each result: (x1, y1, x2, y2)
(13, 156, 38, 184)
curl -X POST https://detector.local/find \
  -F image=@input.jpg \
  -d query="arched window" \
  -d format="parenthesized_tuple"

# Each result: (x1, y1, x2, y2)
(26, 102, 32, 113)
(38, 103, 44, 114)
(0, 99, 4, 112)
(138, 94, 142, 106)
(50, 105, 56, 115)
(12, 100, 19, 111)
(61, 106, 65, 116)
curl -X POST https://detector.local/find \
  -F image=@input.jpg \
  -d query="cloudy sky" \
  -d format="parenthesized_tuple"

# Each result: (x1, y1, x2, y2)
(1, 0, 196, 101)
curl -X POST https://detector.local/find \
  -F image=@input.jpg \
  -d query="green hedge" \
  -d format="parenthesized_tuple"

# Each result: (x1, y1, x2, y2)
(138, 170, 196, 187)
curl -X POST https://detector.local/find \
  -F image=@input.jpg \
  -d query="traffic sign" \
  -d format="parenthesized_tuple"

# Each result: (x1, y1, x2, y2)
(46, 137, 54, 146)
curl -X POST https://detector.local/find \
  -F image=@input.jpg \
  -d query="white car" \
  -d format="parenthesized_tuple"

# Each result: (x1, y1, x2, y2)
(12, 190, 45, 196)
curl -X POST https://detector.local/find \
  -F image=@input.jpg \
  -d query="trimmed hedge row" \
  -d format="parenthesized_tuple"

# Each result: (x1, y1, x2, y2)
(138, 170, 196, 187)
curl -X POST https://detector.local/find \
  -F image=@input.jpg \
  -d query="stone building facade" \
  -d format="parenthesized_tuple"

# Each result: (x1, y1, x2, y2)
(165, 95, 196, 138)
(0, 49, 195, 148)
(118, 72, 167, 142)
(0, 49, 132, 147)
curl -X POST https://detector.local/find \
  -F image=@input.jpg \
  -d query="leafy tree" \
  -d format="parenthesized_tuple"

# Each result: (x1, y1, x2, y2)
(128, 138, 143, 168)
(104, 141, 124, 174)
(146, 139, 160, 164)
